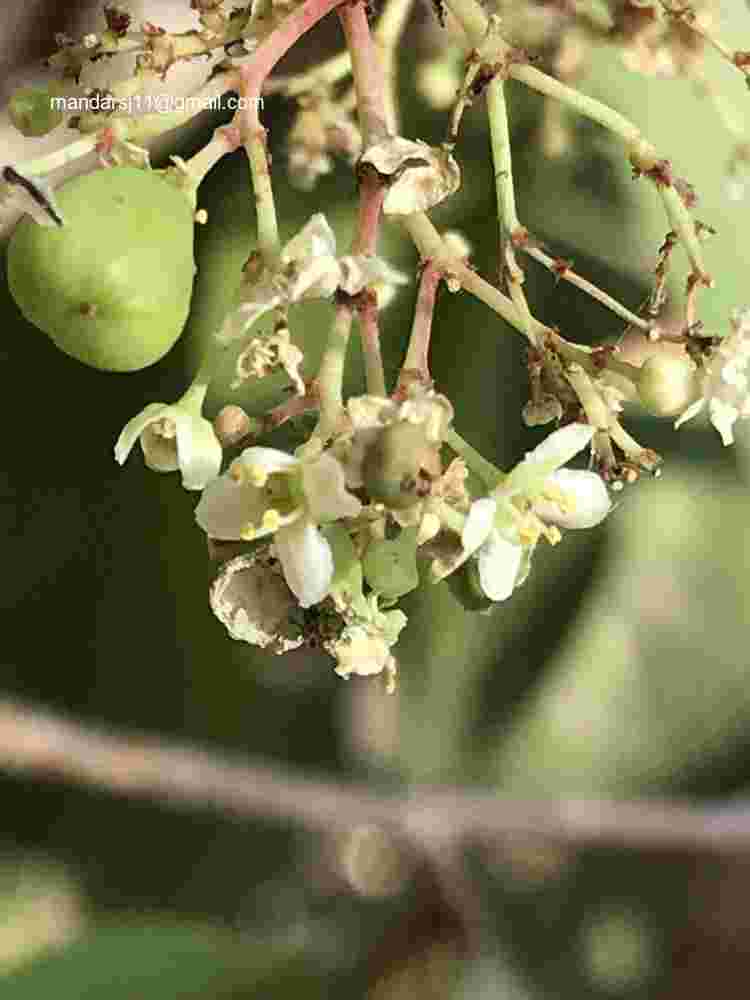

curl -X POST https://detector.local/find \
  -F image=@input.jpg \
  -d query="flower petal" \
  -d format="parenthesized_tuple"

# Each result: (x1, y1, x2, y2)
(535, 469, 611, 529)
(477, 532, 523, 602)
(114, 402, 171, 466)
(196, 475, 280, 540)
(275, 517, 334, 608)
(236, 447, 300, 474)
(504, 423, 594, 495)
(216, 297, 280, 345)
(302, 452, 362, 523)
(173, 413, 222, 491)
(462, 498, 497, 554)
(282, 213, 337, 263)
(674, 395, 705, 429)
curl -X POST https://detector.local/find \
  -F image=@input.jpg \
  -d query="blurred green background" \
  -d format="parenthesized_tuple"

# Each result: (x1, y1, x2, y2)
(3, 2, 750, 997)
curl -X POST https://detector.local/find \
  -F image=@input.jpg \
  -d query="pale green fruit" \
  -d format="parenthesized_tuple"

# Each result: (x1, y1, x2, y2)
(637, 354, 701, 417)
(8, 166, 196, 372)
(8, 86, 64, 137)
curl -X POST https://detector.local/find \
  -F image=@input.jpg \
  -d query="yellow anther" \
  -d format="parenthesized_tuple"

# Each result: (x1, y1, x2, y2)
(239, 522, 257, 541)
(541, 482, 574, 513)
(261, 508, 282, 532)
(229, 462, 246, 484)
(247, 464, 268, 488)
(544, 525, 563, 546)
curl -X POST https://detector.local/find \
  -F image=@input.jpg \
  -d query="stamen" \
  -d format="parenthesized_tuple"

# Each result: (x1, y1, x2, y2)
(247, 464, 269, 488)
(261, 509, 282, 532)
(240, 522, 257, 541)
(229, 462, 246, 484)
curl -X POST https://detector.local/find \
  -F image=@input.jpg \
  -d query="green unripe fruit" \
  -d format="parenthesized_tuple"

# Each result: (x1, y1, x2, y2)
(362, 422, 434, 509)
(8, 166, 196, 372)
(637, 354, 701, 417)
(8, 87, 64, 137)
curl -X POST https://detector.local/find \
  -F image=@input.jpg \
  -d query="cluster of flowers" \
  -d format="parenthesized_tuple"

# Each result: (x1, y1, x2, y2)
(111, 209, 624, 689)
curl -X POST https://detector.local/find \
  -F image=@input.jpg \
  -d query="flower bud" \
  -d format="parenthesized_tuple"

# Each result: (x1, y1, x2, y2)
(416, 57, 461, 111)
(637, 354, 700, 417)
(213, 405, 252, 448)
(361, 422, 435, 509)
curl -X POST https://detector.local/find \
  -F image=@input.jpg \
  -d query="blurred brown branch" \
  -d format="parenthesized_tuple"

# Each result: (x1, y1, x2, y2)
(1, 696, 749, 854)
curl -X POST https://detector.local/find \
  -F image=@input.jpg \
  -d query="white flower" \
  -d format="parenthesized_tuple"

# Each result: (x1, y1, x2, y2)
(217, 214, 409, 344)
(195, 447, 361, 608)
(675, 307, 750, 445)
(460, 424, 610, 603)
(114, 383, 221, 491)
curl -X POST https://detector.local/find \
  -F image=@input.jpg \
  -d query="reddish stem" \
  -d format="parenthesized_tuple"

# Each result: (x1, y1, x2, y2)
(398, 260, 441, 390)
(354, 168, 386, 256)
(337, 1, 390, 144)
(357, 292, 387, 397)
(239, 0, 347, 100)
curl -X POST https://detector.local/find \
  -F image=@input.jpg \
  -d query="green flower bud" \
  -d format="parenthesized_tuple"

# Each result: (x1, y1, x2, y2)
(8, 87, 64, 137)
(8, 166, 195, 371)
(637, 354, 701, 417)
(362, 422, 434, 510)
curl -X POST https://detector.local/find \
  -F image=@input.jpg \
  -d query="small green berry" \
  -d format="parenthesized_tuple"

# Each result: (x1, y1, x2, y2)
(8, 166, 196, 372)
(637, 354, 700, 417)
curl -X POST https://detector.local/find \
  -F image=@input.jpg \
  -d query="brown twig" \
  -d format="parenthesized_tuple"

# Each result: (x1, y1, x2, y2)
(2, 697, 750, 856)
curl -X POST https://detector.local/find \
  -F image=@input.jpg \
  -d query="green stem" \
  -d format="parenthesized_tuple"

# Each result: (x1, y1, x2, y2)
(313, 304, 354, 444)
(486, 77, 522, 251)
(444, 428, 503, 488)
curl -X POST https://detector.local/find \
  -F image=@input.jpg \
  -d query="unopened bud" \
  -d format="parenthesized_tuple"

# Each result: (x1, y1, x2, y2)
(416, 57, 462, 110)
(213, 405, 252, 447)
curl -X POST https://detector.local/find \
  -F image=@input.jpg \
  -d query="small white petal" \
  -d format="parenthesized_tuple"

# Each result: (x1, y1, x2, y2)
(535, 469, 611, 529)
(674, 396, 705, 429)
(236, 447, 300, 474)
(709, 397, 739, 446)
(196, 476, 269, 540)
(302, 453, 362, 523)
(275, 517, 334, 608)
(173, 412, 222, 491)
(215, 297, 280, 344)
(504, 423, 594, 495)
(462, 498, 498, 553)
(287, 255, 341, 301)
(114, 402, 171, 465)
(282, 213, 338, 263)
(337, 255, 410, 296)
(477, 532, 523, 602)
